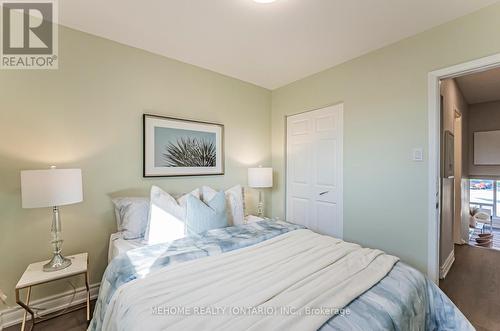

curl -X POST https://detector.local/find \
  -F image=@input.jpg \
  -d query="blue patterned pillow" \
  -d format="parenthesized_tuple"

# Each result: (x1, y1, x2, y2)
(186, 191, 228, 235)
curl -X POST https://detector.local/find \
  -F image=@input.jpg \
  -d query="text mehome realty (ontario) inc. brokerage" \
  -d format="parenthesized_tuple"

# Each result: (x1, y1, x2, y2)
(1, 0, 58, 69)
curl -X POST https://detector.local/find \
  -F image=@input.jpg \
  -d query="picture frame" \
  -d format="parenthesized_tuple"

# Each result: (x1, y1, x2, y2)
(473, 130, 500, 165)
(143, 114, 224, 177)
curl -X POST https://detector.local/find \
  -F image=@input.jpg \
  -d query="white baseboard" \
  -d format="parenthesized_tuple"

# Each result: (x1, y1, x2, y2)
(0, 283, 100, 329)
(439, 250, 455, 279)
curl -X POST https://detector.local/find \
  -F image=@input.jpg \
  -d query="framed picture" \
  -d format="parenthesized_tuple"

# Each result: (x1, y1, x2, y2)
(473, 130, 500, 165)
(143, 114, 224, 177)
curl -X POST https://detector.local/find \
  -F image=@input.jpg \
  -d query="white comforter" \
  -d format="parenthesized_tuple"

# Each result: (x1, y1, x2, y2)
(102, 229, 398, 331)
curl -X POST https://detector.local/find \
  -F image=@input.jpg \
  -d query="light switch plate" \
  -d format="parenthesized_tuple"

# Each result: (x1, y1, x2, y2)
(412, 148, 424, 162)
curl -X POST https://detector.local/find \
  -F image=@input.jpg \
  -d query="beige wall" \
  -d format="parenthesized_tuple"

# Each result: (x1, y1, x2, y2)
(0, 26, 271, 307)
(439, 79, 469, 271)
(468, 101, 500, 177)
(441, 79, 468, 135)
(271, 3, 500, 272)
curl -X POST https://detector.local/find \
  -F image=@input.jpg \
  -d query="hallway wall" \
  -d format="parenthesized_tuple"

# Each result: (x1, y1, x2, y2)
(440, 79, 469, 274)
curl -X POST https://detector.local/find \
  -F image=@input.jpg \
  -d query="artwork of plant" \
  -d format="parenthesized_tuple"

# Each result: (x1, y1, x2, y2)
(162, 137, 216, 167)
(144, 114, 223, 177)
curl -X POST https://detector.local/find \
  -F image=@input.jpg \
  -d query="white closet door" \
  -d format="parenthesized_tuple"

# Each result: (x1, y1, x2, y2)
(286, 104, 343, 238)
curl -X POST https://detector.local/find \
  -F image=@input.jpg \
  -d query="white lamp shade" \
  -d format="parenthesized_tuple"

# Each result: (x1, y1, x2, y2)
(21, 168, 83, 208)
(248, 167, 273, 188)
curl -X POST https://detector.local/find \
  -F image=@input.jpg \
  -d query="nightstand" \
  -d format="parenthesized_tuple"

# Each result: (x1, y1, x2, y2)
(15, 253, 90, 331)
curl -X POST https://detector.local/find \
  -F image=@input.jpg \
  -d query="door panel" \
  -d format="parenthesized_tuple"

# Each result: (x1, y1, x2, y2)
(290, 119, 309, 135)
(316, 201, 338, 237)
(291, 142, 310, 184)
(291, 197, 310, 229)
(286, 104, 343, 238)
(315, 114, 336, 133)
(316, 139, 336, 186)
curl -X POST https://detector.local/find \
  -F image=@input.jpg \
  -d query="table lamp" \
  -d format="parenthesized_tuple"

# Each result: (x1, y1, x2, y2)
(20, 167, 83, 272)
(248, 166, 273, 217)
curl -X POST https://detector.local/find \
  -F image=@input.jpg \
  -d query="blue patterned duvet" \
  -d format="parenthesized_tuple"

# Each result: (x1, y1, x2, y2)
(89, 220, 473, 331)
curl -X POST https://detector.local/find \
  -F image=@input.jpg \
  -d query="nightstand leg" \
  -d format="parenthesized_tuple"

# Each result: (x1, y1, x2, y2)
(85, 271, 90, 321)
(18, 287, 32, 331)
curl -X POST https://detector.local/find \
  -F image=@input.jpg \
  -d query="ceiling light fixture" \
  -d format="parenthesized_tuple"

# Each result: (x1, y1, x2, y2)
(253, 0, 276, 3)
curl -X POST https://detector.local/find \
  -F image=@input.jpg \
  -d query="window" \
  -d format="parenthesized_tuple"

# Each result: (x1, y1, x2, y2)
(497, 182, 500, 218)
(470, 179, 498, 218)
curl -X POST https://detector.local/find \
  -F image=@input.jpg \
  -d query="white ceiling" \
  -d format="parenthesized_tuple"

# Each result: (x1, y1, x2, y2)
(59, 0, 499, 89)
(456, 67, 500, 104)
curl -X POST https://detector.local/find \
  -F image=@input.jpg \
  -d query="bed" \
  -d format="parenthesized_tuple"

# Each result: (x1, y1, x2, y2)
(107, 215, 266, 263)
(91, 220, 473, 331)
(108, 232, 147, 263)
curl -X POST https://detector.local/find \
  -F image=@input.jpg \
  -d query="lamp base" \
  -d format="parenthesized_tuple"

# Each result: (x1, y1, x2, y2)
(257, 190, 264, 218)
(43, 253, 72, 272)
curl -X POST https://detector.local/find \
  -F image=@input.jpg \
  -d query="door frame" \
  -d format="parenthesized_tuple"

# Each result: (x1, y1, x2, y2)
(428, 53, 500, 283)
(285, 103, 344, 237)
(452, 108, 464, 245)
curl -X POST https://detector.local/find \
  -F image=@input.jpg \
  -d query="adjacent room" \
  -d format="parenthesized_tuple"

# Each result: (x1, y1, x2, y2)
(2, 1, 500, 330)
(458, 68, 500, 250)
(438, 67, 500, 330)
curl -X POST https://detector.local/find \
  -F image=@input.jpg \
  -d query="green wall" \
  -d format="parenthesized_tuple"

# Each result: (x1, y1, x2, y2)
(0, 26, 271, 307)
(271, 3, 500, 272)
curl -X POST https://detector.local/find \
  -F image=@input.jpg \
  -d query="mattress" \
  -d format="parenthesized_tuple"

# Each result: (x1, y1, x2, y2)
(108, 232, 147, 263)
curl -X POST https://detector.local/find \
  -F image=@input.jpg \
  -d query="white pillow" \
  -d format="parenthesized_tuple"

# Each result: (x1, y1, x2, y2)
(145, 185, 200, 245)
(112, 197, 150, 240)
(201, 185, 245, 226)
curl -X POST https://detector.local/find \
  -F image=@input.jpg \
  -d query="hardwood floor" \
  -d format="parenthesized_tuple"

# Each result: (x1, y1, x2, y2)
(440, 244, 500, 331)
(4, 301, 94, 331)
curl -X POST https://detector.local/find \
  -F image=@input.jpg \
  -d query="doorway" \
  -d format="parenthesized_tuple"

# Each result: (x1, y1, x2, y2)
(428, 53, 500, 284)
(431, 55, 500, 331)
